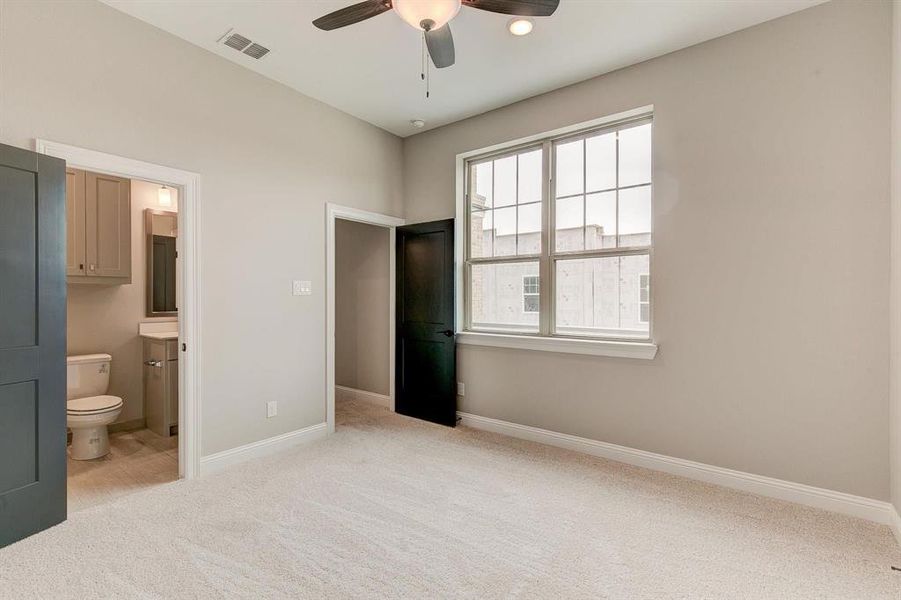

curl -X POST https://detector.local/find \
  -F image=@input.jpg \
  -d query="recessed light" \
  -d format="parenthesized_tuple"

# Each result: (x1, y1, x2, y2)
(410, 119, 426, 129)
(508, 18, 533, 36)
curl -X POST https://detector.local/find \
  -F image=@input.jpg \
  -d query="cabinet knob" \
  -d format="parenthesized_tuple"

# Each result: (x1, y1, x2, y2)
(89, 264, 96, 272)
(79, 263, 84, 271)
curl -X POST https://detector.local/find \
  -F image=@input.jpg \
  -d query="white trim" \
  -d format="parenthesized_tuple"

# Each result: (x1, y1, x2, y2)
(457, 331, 658, 359)
(458, 411, 897, 526)
(198, 423, 327, 476)
(35, 139, 203, 480)
(326, 203, 405, 434)
(335, 385, 391, 409)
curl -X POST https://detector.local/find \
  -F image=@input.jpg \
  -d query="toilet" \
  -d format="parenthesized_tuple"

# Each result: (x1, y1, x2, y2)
(66, 354, 124, 460)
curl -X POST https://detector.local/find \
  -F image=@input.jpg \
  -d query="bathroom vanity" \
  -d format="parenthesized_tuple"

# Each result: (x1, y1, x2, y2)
(141, 331, 178, 437)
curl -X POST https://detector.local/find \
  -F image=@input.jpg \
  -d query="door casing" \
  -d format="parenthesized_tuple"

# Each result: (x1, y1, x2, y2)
(35, 139, 203, 480)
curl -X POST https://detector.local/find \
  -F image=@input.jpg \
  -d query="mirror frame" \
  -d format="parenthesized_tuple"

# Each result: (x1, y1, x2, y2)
(145, 208, 178, 318)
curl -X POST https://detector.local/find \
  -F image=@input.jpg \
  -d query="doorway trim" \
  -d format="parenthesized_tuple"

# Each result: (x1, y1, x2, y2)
(326, 203, 404, 433)
(35, 139, 202, 480)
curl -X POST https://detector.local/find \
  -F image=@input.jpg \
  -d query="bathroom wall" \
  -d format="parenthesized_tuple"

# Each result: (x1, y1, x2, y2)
(335, 219, 390, 397)
(67, 179, 178, 426)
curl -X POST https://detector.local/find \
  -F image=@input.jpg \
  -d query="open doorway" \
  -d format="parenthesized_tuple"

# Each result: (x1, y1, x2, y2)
(326, 204, 404, 432)
(64, 175, 180, 511)
(334, 219, 392, 426)
(35, 140, 202, 511)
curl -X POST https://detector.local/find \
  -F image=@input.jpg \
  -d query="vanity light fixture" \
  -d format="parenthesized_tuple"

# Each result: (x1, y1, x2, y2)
(158, 185, 172, 207)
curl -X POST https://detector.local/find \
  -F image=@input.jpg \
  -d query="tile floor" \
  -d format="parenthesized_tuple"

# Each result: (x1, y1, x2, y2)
(67, 428, 178, 512)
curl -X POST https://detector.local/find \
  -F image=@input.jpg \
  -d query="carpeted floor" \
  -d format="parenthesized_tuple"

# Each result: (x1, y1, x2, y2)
(1, 398, 899, 599)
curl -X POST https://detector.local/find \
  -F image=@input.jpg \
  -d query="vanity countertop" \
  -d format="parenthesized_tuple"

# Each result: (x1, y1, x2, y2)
(140, 332, 178, 340)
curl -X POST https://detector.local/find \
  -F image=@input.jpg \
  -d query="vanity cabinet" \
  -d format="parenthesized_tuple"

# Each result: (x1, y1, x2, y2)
(143, 338, 178, 437)
(66, 168, 131, 284)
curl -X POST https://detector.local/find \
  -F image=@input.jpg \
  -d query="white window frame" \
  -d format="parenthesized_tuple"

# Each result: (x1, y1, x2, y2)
(454, 106, 658, 360)
(522, 275, 540, 314)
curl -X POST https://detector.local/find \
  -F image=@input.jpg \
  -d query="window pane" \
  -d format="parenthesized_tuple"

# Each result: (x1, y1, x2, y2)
(618, 186, 651, 247)
(493, 206, 516, 256)
(517, 202, 541, 255)
(494, 155, 516, 207)
(555, 195, 583, 252)
(586, 132, 616, 192)
(470, 209, 492, 258)
(585, 191, 616, 250)
(555, 139, 583, 197)
(471, 262, 539, 333)
(518, 150, 542, 204)
(618, 123, 651, 187)
(472, 161, 493, 208)
(555, 253, 650, 338)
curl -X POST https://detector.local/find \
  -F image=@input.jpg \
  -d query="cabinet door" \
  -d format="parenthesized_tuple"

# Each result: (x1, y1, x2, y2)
(65, 168, 86, 278)
(167, 358, 178, 430)
(85, 172, 130, 280)
(143, 340, 167, 437)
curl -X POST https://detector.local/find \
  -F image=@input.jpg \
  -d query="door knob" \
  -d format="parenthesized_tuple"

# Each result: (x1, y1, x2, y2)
(144, 360, 163, 368)
(438, 329, 454, 337)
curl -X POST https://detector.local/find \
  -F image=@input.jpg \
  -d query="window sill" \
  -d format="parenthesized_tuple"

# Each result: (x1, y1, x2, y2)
(456, 332, 658, 360)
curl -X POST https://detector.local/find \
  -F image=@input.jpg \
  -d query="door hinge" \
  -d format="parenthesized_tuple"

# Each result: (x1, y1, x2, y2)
(181, 343, 186, 352)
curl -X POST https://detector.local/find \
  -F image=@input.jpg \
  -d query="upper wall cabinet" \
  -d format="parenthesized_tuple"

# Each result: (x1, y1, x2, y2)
(66, 168, 131, 284)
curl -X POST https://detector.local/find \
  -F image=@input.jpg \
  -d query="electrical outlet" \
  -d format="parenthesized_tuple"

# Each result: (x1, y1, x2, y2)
(292, 280, 312, 296)
(266, 401, 277, 418)
(457, 382, 465, 397)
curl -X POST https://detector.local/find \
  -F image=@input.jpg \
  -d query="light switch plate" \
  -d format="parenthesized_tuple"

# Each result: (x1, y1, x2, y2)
(457, 382, 465, 397)
(292, 280, 312, 296)
(266, 401, 277, 418)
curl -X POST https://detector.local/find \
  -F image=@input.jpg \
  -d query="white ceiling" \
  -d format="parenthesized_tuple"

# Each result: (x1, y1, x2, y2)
(102, 0, 824, 137)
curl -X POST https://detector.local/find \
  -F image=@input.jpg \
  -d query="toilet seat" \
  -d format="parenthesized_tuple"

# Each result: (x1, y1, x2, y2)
(67, 395, 123, 415)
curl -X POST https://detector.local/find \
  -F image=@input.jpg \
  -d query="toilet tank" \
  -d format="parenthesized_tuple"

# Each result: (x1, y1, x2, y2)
(66, 354, 112, 400)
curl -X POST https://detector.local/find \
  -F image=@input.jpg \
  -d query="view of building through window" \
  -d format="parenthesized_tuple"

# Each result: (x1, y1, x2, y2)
(467, 118, 652, 340)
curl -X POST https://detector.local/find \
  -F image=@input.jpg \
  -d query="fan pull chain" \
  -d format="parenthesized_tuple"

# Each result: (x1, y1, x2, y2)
(420, 32, 430, 99)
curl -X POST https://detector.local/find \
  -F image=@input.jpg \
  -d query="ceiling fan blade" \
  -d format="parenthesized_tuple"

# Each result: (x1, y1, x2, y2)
(312, 0, 392, 31)
(425, 23, 455, 69)
(462, 0, 558, 17)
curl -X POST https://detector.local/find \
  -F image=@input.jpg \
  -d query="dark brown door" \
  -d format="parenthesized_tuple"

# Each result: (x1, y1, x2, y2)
(395, 219, 456, 426)
(0, 143, 67, 547)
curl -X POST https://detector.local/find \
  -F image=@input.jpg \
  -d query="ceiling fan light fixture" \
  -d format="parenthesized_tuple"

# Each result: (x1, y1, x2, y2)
(508, 18, 533, 36)
(393, 0, 461, 31)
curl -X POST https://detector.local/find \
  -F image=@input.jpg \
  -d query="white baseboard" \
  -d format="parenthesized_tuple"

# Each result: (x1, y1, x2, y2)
(458, 411, 897, 527)
(335, 385, 391, 409)
(199, 422, 328, 476)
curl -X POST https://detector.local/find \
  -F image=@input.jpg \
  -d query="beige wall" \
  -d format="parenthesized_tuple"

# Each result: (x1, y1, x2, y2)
(67, 180, 178, 425)
(891, 0, 901, 515)
(335, 220, 390, 396)
(403, 0, 892, 500)
(0, 0, 404, 456)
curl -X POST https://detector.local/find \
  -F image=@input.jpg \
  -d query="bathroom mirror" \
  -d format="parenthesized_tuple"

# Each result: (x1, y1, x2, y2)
(145, 209, 178, 317)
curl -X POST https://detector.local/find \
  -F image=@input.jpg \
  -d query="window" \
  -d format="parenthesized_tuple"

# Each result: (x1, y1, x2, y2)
(465, 115, 652, 341)
(523, 276, 539, 313)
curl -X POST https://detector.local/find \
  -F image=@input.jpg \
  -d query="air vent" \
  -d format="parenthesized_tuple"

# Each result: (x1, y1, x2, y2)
(242, 43, 270, 60)
(223, 32, 251, 52)
(218, 29, 270, 60)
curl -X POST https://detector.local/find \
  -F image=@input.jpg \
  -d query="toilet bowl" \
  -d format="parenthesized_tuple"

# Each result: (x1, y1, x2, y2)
(66, 354, 124, 460)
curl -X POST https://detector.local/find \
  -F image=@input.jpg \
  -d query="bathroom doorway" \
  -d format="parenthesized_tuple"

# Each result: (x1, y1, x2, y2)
(36, 140, 202, 512)
(65, 176, 180, 511)
(326, 204, 404, 432)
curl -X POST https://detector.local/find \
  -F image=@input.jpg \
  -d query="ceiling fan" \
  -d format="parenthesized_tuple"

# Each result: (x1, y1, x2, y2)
(312, 0, 559, 69)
